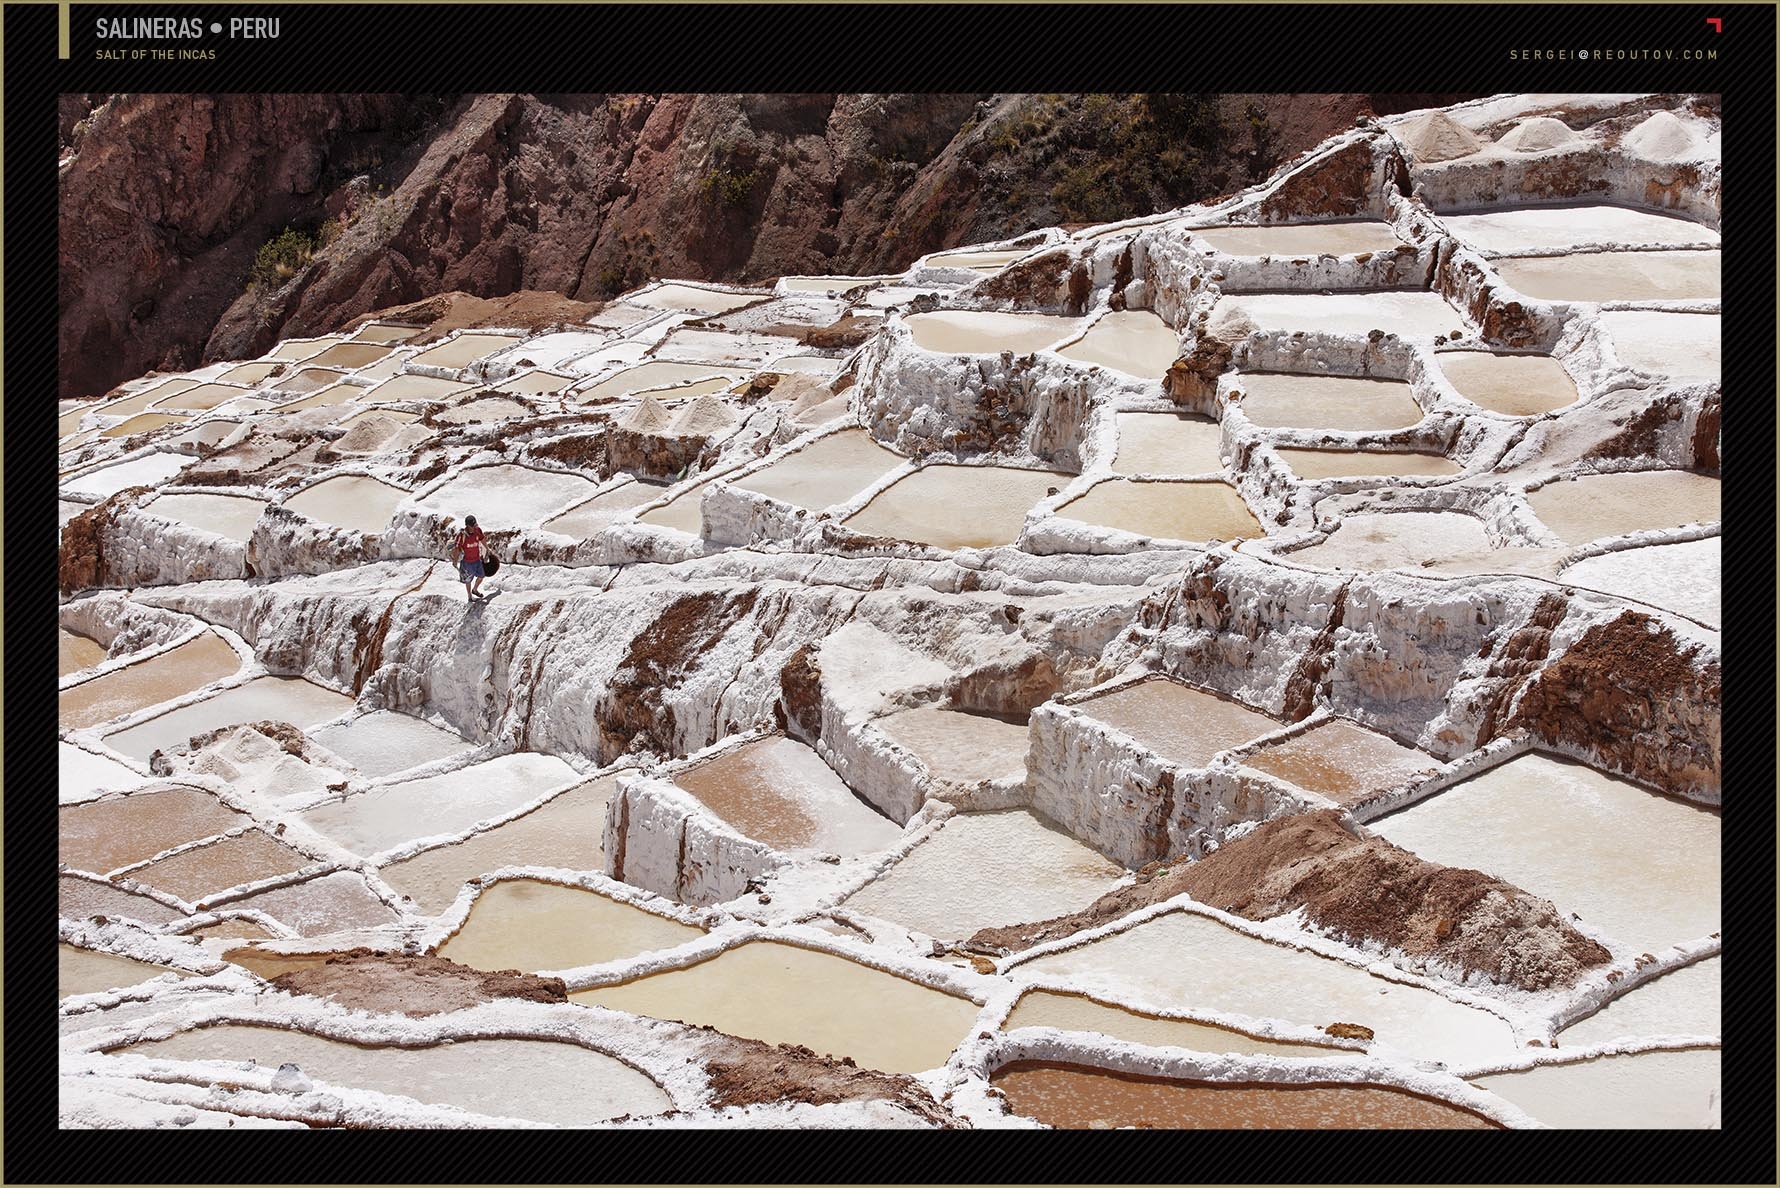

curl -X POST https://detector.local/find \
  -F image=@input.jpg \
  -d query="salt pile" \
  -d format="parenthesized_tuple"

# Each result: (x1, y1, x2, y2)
(1395, 111, 1484, 162)
(1495, 116, 1581, 153)
(669, 393, 739, 437)
(616, 395, 675, 434)
(1623, 110, 1703, 161)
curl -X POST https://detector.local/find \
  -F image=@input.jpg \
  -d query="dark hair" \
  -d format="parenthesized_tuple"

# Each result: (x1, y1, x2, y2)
(464, 515, 477, 527)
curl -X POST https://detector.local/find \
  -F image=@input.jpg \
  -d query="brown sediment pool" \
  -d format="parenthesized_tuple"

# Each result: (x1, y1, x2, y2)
(1434, 351, 1578, 416)
(118, 1025, 671, 1125)
(731, 428, 906, 512)
(59, 785, 247, 873)
(675, 736, 902, 854)
(872, 706, 1030, 786)
(1473, 1048, 1719, 1129)
(59, 944, 191, 1000)
(571, 941, 979, 1074)
(102, 675, 355, 762)
(1004, 990, 1339, 1057)
(213, 871, 401, 937)
(1220, 291, 1467, 339)
(1239, 719, 1439, 806)
(1112, 412, 1224, 476)
(1599, 311, 1720, 381)
(409, 333, 524, 371)
(1057, 310, 1180, 380)
(1274, 448, 1459, 480)
(281, 474, 411, 535)
(1190, 220, 1405, 258)
(905, 310, 1083, 355)
(379, 778, 615, 915)
(60, 628, 108, 676)
(221, 947, 344, 980)
(142, 493, 269, 543)
(577, 361, 733, 404)
(59, 633, 242, 731)
(1056, 479, 1264, 543)
(1075, 678, 1279, 770)
(1235, 373, 1425, 431)
(992, 1061, 1497, 1129)
(1525, 470, 1719, 546)
(843, 464, 1065, 549)
(100, 412, 185, 439)
(1493, 250, 1719, 303)
(361, 373, 473, 403)
(150, 383, 251, 412)
(439, 879, 701, 973)
(128, 830, 314, 902)
(60, 873, 187, 924)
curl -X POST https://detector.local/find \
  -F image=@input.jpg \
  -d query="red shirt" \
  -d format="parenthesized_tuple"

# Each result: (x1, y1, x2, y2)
(456, 526, 483, 561)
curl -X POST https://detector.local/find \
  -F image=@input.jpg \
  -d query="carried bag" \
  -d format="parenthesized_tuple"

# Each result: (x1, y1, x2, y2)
(482, 553, 501, 576)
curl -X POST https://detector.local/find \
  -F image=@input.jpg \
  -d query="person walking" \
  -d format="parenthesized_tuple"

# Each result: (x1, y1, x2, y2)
(452, 514, 488, 601)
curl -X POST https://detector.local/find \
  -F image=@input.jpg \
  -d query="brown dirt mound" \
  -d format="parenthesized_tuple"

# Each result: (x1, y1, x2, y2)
(268, 949, 567, 1016)
(698, 1030, 956, 1124)
(59, 489, 145, 595)
(345, 290, 605, 345)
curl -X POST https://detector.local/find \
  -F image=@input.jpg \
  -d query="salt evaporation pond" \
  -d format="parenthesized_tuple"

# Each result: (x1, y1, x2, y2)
(281, 475, 412, 535)
(1018, 910, 1518, 1068)
(59, 633, 242, 731)
(1371, 753, 1720, 952)
(60, 873, 186, 924)
(924, 248, 1028, 270)
(905, 311, 1083, 356)
(1275, 448, 1459, 480)
(60, 944, 189, 1000)
(351, 322, 424, 344)
(432, 396, 533, 425)
(1056, 479, 1264, 544)
(674, 736, 902, 854)
(151, 383, 252, 412)
(840, 809, 1123, 940)
(266, 336, 340, 360)
(221, 948, 341, 980)
(117, 1025, 670, 1125)
(1239, 719, 1440, 807)
(493, 370, 575, 396)
(60, 628, 108, 675)
(379, 778, 614, 915)
(1559, 536, 1720, 626)
(1434, 351, 1579, 416)
(265, 368, 348, 396)
(1056, 310, 1179, 379)
(1221, 291, 1467, 339)
(100, 412, 185, 439)
(129, 829, 312, 901)
(409, 333, 524, 371)
(632, 376, 735, 402)
(300, 342, 394, 371)
(276, 383, 362, 411)
(1473, 1048, 1719, 1129)
(1005, 990, 1337, 1057)
(572, 941, 979, 1074)
(309, 710, 474, 779)
(872, 706, 1031, 787)
(142, 493, 269, 543)
(730, 429, 906, 512)
(542, 482, 663, 538)
(1189, 220, 1404, 257)
(1439, 205, 1718, 253)
(61, 452, 191, 499)
(168, 421, 247, 451)
(1113, 412, 1224, 475)
(1287, 511, 1506, 574)
(214, 362, 282, 385)
(1235, 373, 1425, 431)
(637, 481, 711, 535)
(299, 752, 578, 858)
(102, 675, 354, 762)
(438, 879, 700, 973)
(1599, 310, 1720, 381)
(59, 784, 246, 873)
(1493, 250, 1719, 303)
(1526, 469, 1719, 546)
(992, 1061, 1496, 1129)
(629, 283, 765, 313)
(59, 742, 147, 804)
(96, 378, 199, 417)
(1076, 679, 1279, 770)
(361, 373, 472, 403)
(843, 464, 1064, 549)
(414, 464, 597, 526)
(217, 871, 400, 936)
(778, 274, 899, 294)
(1560, 956, 1720, 1046)
(577, 361, 733, 403)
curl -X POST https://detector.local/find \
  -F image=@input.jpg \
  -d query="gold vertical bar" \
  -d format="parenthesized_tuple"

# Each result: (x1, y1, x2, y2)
(59, 0, 71, 59)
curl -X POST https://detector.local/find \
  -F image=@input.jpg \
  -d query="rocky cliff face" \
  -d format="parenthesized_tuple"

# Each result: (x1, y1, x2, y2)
(60, 92, 1434, 398)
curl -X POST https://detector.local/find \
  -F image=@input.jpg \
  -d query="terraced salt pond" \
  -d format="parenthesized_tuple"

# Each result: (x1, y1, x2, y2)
(59, 633, 242, 731)
(576, 361, 733, 404)
(350, 322, 424, 344)
(281, 475, 411, 535)
(413, 464, 597, 526)
(992, 1062, 1496, 1129)
(1076, 679, 1279, 770)
(299, 752, 578, 858)
(214, 362, 283, 386)
(116, 1026, 670, 1125)
(629, 283, 765, 314)
(101, 675, 354, 762)
(60, 873, 187, 924)
(58, 742, 148, 804)
(150, 383, 252, 412)
(1371, 753, 1720, 952)
(299, 342, 395, 371)
(1017, 910, 1519, 1068)
(1221, 291, 1467, 339)
(438, 879, 700, 973)
(141, 493, 269, 543)
(493, 370, 575, 396)
(309, 711, 475, 778)
(542, 482, 664, 538)
(128, 829, 313, 901)
(1599, 310, 1720, 381)
(1438, 204, 1718, 253)
(924, 248, 1029, 271)
(1056, 310, 1179, 379)
(571, 941, 979, 1074)
(432, 396, 533, 424)
(99, 412, 185, 439)
(1560, 956, 1720, 1045)
(1189, 220, 1404, 257)
(730, 429, 906, 511)
(637, 481, 711, 535)
(408, 333, 524, 371)
(1493, 250, 1720, 303)
(266, 336, 341, 360)
(217, 871, 400, 935)
(1005, 990, 1337, 1056)
(1239, 719, 1439, 807)
(1112, 412, 1224, 475)
(1526, 469, 1719, 546)
(1287, 511, 1532, 575)
(61, 452, 192, 499)
(1234, 373, 1425, 431)
(93, 378, 199, 418)
(674, 736, 902, 854)
(60, 944, 189, 1000)
(1434, 351, 1579, 416)
(379, 778, 614, 914)
(1560, 536, 1721, 625)
(840, 809, 1123, 939)
(905, 311, 1083, 356)
(1056, 479, 1264, 543)
(59, 628, 108, 675)
(843, 464, 1064, 549)
(275, 383, 362, 411)
(1473, 1048, 1719, 1128)
(361, 373, 473, 403)
(1275, 448, 1459, 480)
(59, 784, 246, 873)
(872, 706, 1031, 788)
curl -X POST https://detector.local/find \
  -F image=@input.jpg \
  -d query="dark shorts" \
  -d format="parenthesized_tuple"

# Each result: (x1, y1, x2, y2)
(459, 559, 486, 580)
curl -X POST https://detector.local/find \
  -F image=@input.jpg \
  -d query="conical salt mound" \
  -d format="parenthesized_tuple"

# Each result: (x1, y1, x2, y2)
(1623, 111, 1701, 162)
(1496, 116, 1581, 154)
(617, 395, 675, 433)
(1396, 112, 1483, 163)
(670, 393, 739, 437)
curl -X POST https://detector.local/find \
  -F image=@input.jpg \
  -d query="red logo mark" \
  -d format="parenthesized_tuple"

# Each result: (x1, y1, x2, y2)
(1705, 17, 1722, 31)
